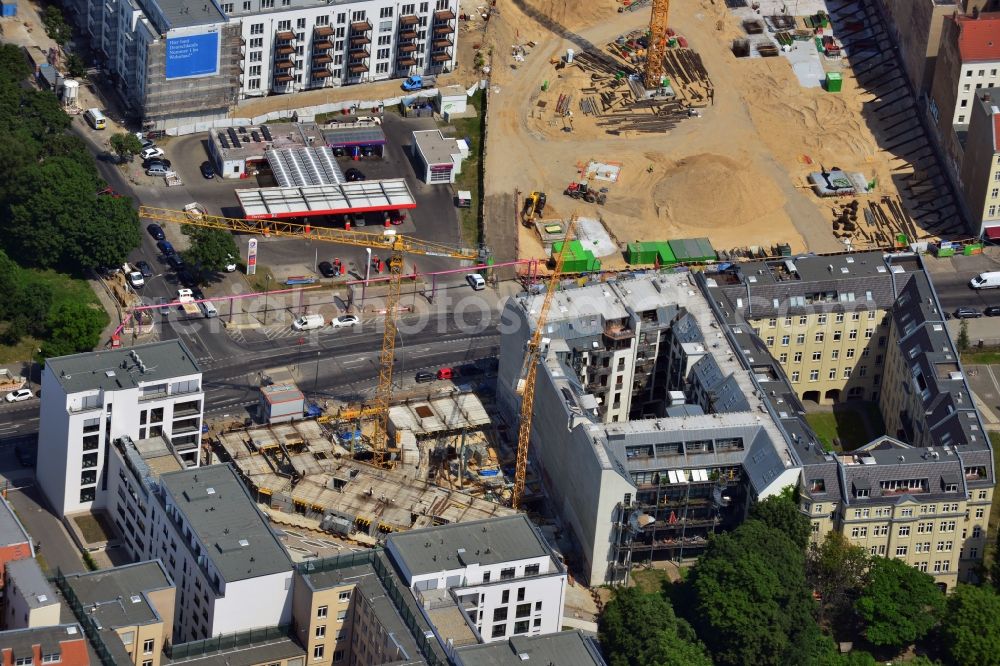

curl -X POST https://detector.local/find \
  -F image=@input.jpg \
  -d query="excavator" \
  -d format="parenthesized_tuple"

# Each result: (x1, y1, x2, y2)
(520, 191, 547, 226)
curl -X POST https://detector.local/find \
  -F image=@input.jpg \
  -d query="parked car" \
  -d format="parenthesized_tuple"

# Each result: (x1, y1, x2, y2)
(5, 388, 34, 403)
(954, 307, 983, 319)
(147, 223, 166, 240)
(292, 314, 325, 331)
(466, 273, 486, 290)
(157, 297, 171, 317)
(143, 157, 171, 169)
(127, 270, 145, 288)
(136, 260, 154, 278)
(145, 164, 172, 177)
(200, 161, 215, 179)
(985, 306, 1000, 317)
(166, 254, 185, 271)
(344, 168, 365, 182)
(141, 146, 165, 160)
(415, 371, 435, 383)
(318, 261, 336, 277)
(224, 255, 237, 272)
(436, 367, 454, 380)
(331, 314, 359, 328)
(156, 239, 175, 255)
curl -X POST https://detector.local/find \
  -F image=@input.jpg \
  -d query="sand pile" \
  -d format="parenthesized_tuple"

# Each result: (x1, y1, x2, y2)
(652, 154, 786, 230)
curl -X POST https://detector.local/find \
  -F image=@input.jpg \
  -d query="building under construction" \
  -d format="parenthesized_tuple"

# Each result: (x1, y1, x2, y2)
(212, 392, 513, 542)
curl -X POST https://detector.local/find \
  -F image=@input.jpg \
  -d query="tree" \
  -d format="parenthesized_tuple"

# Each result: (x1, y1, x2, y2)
(0, 43, 30, 83)
(940, 585, 1000, 666)
(599, 587, 710, 666)
(108, 132, 142, 163)
(42, 300, 107, 358)
(41, 5, 71, 44)
(65, 53, 87, 78)
(182, 226, 238, 274)
(688, 520, 820, 666)
(807, 532, 870, 625)
(957, 320, 970, 353)
(72, 196, 141, 271)
(854, 557, 943, 650)
(749, 491, 811, 550)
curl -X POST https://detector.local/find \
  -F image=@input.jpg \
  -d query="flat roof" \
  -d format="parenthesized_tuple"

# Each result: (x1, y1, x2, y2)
(46, 340, 201, 395)
(146, 0, 225, 30)
(0, 495, 30, 548)
(455, 631, 607, 666)
(6, 558, 56, 609)
(159, 638, 305, 666)
(387, 515, 552, 577)
(261, 383, 304, 405)
(321, 125, 386, 147)
(237, 179, 417, 219)
(388, 393, 491, 436)
(413, 130, 461, 165)
(160, 464, 291, 583)
(62, 561, 173, 628)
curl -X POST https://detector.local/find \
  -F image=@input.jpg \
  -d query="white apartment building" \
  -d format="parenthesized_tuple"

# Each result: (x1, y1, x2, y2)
(385, 515, 567, 644)
(37, 341, 204, 518)
(109, 437, 294, 644)
(64, 0, 457, 129)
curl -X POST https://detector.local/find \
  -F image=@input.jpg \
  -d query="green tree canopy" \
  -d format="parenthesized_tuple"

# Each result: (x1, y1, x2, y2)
(182, 226, 239, 275)
(854, 557, 943, 649)
(807, 531, 870, 625)
(109, 132, 142, 163)
(749, 491, 812, 550)
(940, 584, 1000, 666)
(41, 5, 71, 44)
(42, 300, 107, 358)
(598, 587, 710, 666)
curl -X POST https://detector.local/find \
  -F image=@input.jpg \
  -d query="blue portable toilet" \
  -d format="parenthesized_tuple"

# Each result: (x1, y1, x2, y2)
(0, 1, 17, 17)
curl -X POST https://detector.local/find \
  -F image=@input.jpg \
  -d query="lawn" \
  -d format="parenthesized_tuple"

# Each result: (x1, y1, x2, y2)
(630, 568, 672, 594)
(444, 89, 484, 247)
(73, 512, 115, 545)
(961, 349, 1000, 365)
(805, 402, 886, 452)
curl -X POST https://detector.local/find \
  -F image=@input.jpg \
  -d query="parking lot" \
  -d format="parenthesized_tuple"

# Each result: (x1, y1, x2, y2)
(964, 364, 1000, 427)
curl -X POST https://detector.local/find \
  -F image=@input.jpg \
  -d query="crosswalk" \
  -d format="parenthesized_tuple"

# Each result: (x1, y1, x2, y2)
(225, 317, 382, 345)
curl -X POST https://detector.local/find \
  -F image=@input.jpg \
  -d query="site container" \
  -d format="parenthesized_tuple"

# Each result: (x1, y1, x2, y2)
(825, 72, 843, 92)
(669, 237, 716, 263)
(553, 240, 600, 273)
(626, 242, 658, 265)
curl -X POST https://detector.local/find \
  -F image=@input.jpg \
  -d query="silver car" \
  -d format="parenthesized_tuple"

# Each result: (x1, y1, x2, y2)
(146, 164, 172, 177)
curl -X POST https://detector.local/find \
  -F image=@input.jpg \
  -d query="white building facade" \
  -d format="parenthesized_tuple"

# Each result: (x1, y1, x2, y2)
(36, 342, 204, 518)
(386, 516, 567, 644)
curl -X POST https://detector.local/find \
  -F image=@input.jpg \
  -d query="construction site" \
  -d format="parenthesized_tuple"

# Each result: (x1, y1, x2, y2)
(209, 388, 536, 542)
(479, 0, 972, 272)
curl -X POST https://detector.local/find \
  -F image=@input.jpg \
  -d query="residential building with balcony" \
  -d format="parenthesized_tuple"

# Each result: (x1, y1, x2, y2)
(36, 341, 204, 518)
(108, 436, 294, 644)
(385, 515, 567, 645)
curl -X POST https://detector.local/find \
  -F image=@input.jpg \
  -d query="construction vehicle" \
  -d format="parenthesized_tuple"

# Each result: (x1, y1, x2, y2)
(512, 220, 576, 509)
(563, 182, 606, 205)
(138, 206, 485, 466)
(520, 191, 547, 226)
(401, 74, 437, 91)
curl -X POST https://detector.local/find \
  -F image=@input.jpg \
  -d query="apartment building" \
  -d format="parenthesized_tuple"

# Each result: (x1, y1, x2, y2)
(36, 341, 204, 517)
(57, 561, 175, 666)
(2, 559, 59, 630)
(959, 87, 1000, 238)
(385, 516, 567, 644)
(708, 252, 994, 590)
(108, 436, 294, 644)
(453, 631, 605, 666)
(63, 0, 456, 129)
(497, 273, 801, 585)
(0, 496, 34, 585)
(880, 0, 962, 92)
(929, 11, 1000, 173)
(0, 624, 90, 666)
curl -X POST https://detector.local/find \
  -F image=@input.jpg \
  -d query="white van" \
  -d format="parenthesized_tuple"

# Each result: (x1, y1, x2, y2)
(292, 313, 325, 331)
(84, 108, 106, 130)
(969, 272, 1000, 289)
(466, 273, 486, 290)
(201, 301, 219, 318)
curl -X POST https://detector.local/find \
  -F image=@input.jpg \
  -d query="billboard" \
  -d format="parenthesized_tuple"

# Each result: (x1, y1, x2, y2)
(165, 31, 220, 80)
(247, 238, 258, 276)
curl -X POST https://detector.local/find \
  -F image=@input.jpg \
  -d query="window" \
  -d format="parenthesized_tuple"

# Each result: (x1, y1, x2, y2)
(767, 317, 777, 328)
(492, 624, 506, 638)
(143, 639, 155, 655)
(958, 115, 966, 123)
(796, 334, 806, 345)
(835, 312, 844, 323)
(525, 563, 540, 576)
(513, 620, 530, 635)
(850, 526, 867, 538)
(317, 605, 328, 618)
(976, 508, 985, 519)
(250, 22, 263, 34)
(817, 314, 827, 324)
(516, 603, 532, 618)
(941, 520, 956, 533)
(831, 349, 839, 360)
(848, 329, 858, 340)
(898, 526, 910, 537)
(781, 335, 790, 346)
(316, 625, 326, 638)
(846, 348, 856, 359)
(812, 351, 822, 361)
(336, 610, 347, 621)
(80, 487, 95, 503)
(833, 330, 842, 341)
(249, 51, 262, 62)
(970, 548, 979, 560)
(482, 571, 491, 583)
(793, 352, 803, 363)
(142, 662, 152, 666)
(791, 371, 800, 382)
(843, 368, 852, 379)
(917, 522, 932, 533)
(809, 369, 819, 381)
(338, 590, 350, 601)
(249, 37, 263, 47)
(121, 631, 135, 645)
(973, 525, 983, 539)
(502, 590, 510, 604)
(333, 650, 345, 663)
(828, 368, 837, 380)
(784, 317, 792, 326)
(313, 645, 324, 660)
(42, 655, 61, 664)
(799, 315, 808, 325)
(766, 336, 775, 346)
(779, 353, 788, 363)
(815, 332, 825, 343)
(493, 607, 508, 622)
(500, 567, 515, 580)
(895, 545, 908, 557)
(249, 65, 261, 76)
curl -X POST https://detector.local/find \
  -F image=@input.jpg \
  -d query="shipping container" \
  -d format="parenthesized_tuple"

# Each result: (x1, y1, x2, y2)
(669, 237, 716, 263)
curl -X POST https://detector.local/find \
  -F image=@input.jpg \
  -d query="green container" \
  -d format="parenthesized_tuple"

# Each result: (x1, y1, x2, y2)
(668, 38, 678, 48)
(815, 37, 824, 53)
(669, 237, 716, 263)
(553, 240, 599, 273)
(825, 72, 842, 93)
(541, 80, 549, 91)
(936, 247, 955, 257)
(626, 242, 657, 265)
(654, 241, 677, 266)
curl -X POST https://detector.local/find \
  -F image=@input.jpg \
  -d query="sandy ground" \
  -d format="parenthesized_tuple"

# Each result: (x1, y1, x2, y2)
(481, 0, 919, 264)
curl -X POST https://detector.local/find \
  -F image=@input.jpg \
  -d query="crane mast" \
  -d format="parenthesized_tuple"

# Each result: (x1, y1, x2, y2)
(644, 0, 670, 90)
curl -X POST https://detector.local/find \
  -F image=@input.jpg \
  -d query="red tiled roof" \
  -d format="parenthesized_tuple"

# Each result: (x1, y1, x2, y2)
(956, 13, 1000, 62)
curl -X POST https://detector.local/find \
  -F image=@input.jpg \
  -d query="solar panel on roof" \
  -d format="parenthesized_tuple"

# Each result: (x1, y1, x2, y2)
(251, 131, 261, 142)
(261, 125, 273, 142)
(227, 128, 239, 145)
(239, 126, 248, 134)
(218, 132, 230, 149)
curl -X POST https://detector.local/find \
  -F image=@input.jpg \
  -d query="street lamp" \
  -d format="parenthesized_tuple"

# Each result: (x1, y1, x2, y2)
(262, 274, 273, 325)
(313, 351, 321, 392)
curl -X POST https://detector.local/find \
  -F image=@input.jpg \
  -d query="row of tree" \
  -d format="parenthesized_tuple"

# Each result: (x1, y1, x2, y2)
(599, 493, 1000, 666)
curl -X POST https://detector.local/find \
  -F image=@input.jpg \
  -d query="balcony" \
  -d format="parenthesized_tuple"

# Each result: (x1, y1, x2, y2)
(350, 34, 371, 46)
(397, 56, 417, 67)
(274, 73, 294, 83)
(348, 63, 369, 74)
(432, 38, 453, 49)
(275, 30, 295, 41)
(311, 67, 332, 78)
(433, 24, 455, 36)
(275, 44, 295, 55)
(434, 8, 456, 21)
(314, 25, 334, 37)
(313, 38, 333, 50)
(350, 20, 372, 32)
(398, 42, 418, 53)
(349, 48, 370, 60)
(431, 52, 452, 63)
(312, 53, 333, 65)
(399, 14, 418, 26)
(274, 60, 295, 70)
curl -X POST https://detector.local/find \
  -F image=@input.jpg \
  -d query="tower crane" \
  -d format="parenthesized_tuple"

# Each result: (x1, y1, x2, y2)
(138, 206, 483, 466)
(512, 220, 575, 509)
(644, 0, 670, 90)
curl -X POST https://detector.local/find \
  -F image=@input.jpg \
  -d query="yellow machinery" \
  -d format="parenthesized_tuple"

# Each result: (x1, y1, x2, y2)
(644, 0, 670, 90)
(139, 206, 482, 466)
(512, 220, 575, 509)
(520, 191, 547, 227)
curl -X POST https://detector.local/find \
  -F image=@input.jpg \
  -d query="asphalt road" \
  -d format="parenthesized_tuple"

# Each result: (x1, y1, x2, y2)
(925, 253, 1000, 311)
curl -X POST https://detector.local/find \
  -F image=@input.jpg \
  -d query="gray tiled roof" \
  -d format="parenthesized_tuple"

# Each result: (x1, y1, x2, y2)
(46, 340, 200, 395)
(0, 624, 85, 660)
(455, 631, 607, 666)
(62, 561, 173, 628)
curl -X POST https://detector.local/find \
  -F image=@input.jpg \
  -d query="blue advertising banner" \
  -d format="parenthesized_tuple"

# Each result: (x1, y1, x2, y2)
(165, 32, 220, 80)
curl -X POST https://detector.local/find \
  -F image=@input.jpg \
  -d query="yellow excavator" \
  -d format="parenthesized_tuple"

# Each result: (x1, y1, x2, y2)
(520, 191, 547, 226)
